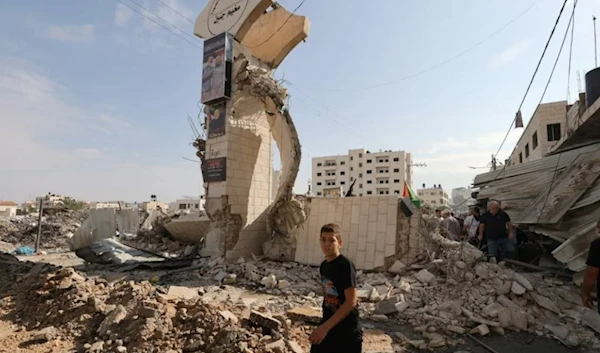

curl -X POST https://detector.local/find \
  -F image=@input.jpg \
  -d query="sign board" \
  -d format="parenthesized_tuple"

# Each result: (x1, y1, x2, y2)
(201, 32, 233, 104)
(194, 0, 272, 40)
(203, 157, 227, 182)
(207, 102, 226, 138)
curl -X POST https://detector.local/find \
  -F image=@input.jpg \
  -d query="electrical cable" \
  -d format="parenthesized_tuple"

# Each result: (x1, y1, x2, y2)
(491, 0, 570, 163)
(126, 0, 199, 42)
(153, 0, 195, 23)
(115, 0, 203, 49)
(248, 0, 306, 48)
(317, 0, 543, 92)
(535, 0, 578, 224)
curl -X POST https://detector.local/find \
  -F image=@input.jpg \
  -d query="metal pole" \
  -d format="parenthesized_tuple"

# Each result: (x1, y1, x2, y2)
(594, 16, 598, 67)
(34, 197, 44, 253)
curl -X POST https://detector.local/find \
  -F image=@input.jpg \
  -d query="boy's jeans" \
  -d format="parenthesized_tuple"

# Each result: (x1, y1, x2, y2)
(487, 237, 515, 260)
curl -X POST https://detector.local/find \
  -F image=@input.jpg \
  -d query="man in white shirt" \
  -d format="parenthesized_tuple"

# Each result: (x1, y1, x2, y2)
(463, 207, 481, 243)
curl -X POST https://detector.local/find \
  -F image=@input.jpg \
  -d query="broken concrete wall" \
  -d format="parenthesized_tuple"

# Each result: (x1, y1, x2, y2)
(393, 208, 429, 269)
(294, 196, 397, 270)
(202, 42, 274, 260)
(68, 208, 117, 251)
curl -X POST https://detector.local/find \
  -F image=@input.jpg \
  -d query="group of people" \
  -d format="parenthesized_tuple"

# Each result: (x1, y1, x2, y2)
(436, 201, 516, 261)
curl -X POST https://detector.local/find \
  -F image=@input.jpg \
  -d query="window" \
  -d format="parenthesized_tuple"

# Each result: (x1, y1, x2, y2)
(340, 161, 345, 165)
(367, 170, 372, 174)
(317, 182, 322, 186)
(317, 163, 322, 167)
(394, 190, 400, 194)
(440, 199, 444, 204)
(393, 168, 399, 173)
(367, 180, 372, 184)
(359, 163, 362, 167)
(394, 179, 400, 183)
(340, 171, 345, 175)
(393, 157, 399, 162)
(359, 184, 362, 188)
(519, 152, 523, 164)
(317, 192, 322, 196)
(195, 204, 199, 209)
(179, 204, 186, 210)
(350, 177, 354, 181)
(525, 143, 530, 158)
(367, 159, 372, 164)
(317, 173, 322, 176)
(532, 131, 538, 150)
(367, 191, 372, 195)
(341, 181, 346, 185)
(547, 123, 561, 141)
(359, 153, 363, 158)
(359, 193, 363, 196)
(359, 173, 363, 178)
(350, 167, 353, 171)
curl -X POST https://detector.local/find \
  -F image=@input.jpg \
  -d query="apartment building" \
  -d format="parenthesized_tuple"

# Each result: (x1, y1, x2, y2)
(417, 184, 449, 208)
(508, 101, 568, 166)
(312, 148, 413, 197)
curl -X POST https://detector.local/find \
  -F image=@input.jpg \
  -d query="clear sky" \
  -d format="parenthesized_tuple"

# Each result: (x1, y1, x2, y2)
(0, 0, 595, 203)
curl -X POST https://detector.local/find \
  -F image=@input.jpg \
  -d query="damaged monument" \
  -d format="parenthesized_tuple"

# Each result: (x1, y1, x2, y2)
(194, 0, 310, 261)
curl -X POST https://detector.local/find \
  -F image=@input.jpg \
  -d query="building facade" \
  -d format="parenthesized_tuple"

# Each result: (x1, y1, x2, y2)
(0, 201, 18, 217)
(417, 184, 449, 208)
(508, 101, 569, 166)
(170, 196, 205, 211)
(312, 148, 413, 197)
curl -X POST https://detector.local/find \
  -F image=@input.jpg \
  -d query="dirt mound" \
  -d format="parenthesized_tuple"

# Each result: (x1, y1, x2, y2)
(0, 256, 304, 353)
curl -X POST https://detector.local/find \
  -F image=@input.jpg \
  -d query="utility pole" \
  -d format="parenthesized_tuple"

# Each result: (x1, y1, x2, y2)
(34, 197, 44, 253)
(594, 16, 598, 67)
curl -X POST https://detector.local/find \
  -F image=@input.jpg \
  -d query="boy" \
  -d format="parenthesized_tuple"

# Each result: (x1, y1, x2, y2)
(309, 223, 362, 353)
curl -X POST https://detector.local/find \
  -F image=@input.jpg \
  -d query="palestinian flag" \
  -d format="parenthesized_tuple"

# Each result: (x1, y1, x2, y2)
(402, 181, 421, 208)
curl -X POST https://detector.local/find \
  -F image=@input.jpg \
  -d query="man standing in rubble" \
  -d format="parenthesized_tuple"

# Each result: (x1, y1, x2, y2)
(478, 201, 514, 260)
(581, 219, 600, 311)
(441, 210, 461, 241)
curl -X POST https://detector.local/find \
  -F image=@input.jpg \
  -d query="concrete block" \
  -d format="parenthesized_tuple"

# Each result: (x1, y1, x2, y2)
(374, 252, 385, 268)
(348, 242, 358, 259)
(359, 216, 368, 234)
(350, 227, 359, 244)
(366, 243, 376, 263)
(351, 205, 361, 222)
(378, 199, 387, 213)
(385, 226, 395, 246)
(367, 222, 378, 241)
(384, 244, 395, 257)
(377, 216, 387, 232)
(355, 250, 366, 268)
(368, 204, 378, 221)
(358, 236, 367, 251)
(375, 234, 386, 252)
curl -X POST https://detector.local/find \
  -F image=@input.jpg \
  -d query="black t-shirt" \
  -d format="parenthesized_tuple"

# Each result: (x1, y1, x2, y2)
(586, 239, 600, 290)
(319, 254, 360, 334)
(480, 210, 511, 240)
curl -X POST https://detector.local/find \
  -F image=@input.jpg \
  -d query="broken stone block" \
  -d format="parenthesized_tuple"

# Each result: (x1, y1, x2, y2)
(474, 263, 489, 279)
(249, 310, 281, 332)
(370, 314, 389, 322)
(510, 308, 528, 331)
(98, 305, 127, 336)
(286, 307, 321, 324)
(471, 324, 490, 336)
(376, 298, 399, 315)
(166, 286, 200, 301)
(414, 269, 435, 284)
(261, 275, 277, 289)
(544, 324, 569, 340)
(511, 281, 526, 295)
(219, 310, 239, 324)
(388, 260, 406, 274)
(491, 326, 505, 335)
(223, 273, 237, 284)
(266, 339, 285, 350)
(565, 332, 580, 347)
(278, 279, 291, 289)
(447, 325, 465, 334)
(286, 340, 304, 353)
(395, 302, 410, 313)
(498, 310, 511, 328)
(369, 287, 381, 302)
(496, 282, 511, 296)
(32, 326, 58, 342)
(530, 293, 561, 314)
(512, 272, 533, 291)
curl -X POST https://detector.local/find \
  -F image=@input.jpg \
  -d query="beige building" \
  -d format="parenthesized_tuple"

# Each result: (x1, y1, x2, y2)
(0, 201, 18, 217)
(312, 148, 413, 197)
(417, 184, 449, 208)
(36, 193, 66, 209)
(508, 101, 568, 166)
(170, 196, 205, 211)
(91, 201, 121, 210)
(139, 201, 169, 212)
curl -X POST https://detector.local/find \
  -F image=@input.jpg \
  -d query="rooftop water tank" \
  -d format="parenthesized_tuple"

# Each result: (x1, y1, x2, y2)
(585, 67, 600, 108)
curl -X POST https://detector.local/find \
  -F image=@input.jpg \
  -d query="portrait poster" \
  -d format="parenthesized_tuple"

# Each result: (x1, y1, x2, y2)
(201, 32, 233, 104)
(207, 102, 226, 138)
(203, 157, 227, 182)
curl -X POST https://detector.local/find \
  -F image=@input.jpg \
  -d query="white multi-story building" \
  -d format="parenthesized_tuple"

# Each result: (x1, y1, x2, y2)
(417, 184, 450, 208)
(312, 148, 413, 197)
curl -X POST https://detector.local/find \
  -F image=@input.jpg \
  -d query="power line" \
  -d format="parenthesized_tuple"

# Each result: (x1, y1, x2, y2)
(126, 0, 199, 42)
(248, 0, 306, 48)
(115, 0, 203, 49)
(492, 0, 570, 162)
(153, 0, 194, 23)
(317, 0, 543, 92)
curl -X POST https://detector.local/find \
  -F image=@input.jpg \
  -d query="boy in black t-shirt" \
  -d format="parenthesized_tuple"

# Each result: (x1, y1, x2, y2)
(310, 223, 362, 353)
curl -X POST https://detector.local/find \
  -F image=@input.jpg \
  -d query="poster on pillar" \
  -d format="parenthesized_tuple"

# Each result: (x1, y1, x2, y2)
(201, 32, 233, 104)
(207, 102, 226, 138)
(203, 157, 227, 182)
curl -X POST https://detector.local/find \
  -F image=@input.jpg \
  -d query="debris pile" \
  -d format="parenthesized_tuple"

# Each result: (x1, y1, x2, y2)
(0, 255, 308, 353)
(0, 209, 88, 251)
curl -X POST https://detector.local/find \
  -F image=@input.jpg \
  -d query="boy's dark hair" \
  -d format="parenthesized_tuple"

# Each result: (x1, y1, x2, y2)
(320, 223, 342, 240)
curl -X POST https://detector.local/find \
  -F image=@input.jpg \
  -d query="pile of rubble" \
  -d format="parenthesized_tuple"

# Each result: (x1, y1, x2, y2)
(191, 233, 600, 350)
(0, 209, 88, 251)
(0, 254, 307, 353)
